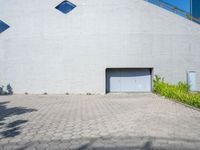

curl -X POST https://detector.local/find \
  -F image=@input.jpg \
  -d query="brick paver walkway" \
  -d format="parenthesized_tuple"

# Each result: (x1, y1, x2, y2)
(0, 94, 200, 150)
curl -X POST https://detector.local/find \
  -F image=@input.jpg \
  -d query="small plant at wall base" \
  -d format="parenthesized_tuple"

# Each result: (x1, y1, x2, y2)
(153, 75, 200, 109)
(0, 84, 13, 95)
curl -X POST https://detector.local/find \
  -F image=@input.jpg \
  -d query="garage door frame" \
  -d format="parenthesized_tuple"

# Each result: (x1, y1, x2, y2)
(105, 68, 153, 93)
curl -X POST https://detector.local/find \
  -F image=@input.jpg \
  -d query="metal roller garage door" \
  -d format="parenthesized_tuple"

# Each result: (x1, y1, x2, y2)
(106, 68, 152, 93)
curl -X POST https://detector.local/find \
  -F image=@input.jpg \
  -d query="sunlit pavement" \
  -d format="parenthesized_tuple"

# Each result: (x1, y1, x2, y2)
(0, 93, 200, 150)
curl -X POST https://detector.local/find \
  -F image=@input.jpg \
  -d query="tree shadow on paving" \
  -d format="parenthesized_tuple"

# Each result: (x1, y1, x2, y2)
(1, 136, 199, 150)
(0, 101, 37, 138)
(76, 137, 200, 150)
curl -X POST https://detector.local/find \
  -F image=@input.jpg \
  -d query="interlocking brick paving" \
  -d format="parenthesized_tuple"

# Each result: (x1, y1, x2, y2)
(0, 94, 200, 150)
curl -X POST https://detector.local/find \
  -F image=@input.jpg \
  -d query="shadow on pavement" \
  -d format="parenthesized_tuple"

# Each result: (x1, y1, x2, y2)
(0, 101, 37, 138)
(0, 136, 199, 150)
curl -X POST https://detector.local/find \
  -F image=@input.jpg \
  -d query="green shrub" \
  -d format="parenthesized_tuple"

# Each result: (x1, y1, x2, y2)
(153, 75, 200, 109)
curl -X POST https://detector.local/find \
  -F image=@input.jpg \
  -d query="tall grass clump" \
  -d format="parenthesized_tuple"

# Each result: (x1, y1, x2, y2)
(153, 75, 200, 109)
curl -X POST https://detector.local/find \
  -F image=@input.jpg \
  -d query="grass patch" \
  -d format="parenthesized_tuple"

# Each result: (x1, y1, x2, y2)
(153, 75, 200, 109)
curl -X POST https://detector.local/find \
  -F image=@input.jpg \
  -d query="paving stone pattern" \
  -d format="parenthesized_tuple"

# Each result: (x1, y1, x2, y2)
(0, 94, 200, 150)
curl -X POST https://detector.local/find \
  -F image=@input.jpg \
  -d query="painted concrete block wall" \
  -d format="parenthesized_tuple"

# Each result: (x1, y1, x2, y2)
(0, 0, 200, 94)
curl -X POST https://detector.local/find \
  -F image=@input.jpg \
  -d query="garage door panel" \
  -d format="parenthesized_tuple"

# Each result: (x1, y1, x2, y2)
(120, 71, 137, 92)
(134, 73, 151, 92)
(106, 70, 121, 92)
(107, 69, 151, 92)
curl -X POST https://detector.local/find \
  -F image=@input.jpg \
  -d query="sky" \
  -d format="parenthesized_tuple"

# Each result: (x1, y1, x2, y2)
(162, 0, 190, 12)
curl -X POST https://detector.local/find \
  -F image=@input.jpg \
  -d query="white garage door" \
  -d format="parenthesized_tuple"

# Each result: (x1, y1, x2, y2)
(106, 69, 152, 92)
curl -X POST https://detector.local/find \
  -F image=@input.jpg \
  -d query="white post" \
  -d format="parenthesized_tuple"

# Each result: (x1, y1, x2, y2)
(187, 71, 196, 92)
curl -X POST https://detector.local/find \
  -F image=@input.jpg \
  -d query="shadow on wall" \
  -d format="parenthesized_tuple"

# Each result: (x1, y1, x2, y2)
(0, 101, 37, 138)
(0, 84, 13, 95)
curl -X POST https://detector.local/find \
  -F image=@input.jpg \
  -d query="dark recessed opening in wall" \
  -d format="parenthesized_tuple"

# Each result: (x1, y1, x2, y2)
(105, 68, 153, 93)
(0, 20, 10, 33)
(55, 0, 76, 14)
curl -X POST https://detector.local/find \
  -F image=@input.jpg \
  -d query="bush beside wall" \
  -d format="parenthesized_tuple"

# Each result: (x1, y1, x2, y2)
(0, 84, 13, 95)
(153, 75, 200, 109)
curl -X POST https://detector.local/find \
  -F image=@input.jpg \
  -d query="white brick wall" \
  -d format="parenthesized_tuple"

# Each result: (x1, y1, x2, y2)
(0, 0, 200, 94)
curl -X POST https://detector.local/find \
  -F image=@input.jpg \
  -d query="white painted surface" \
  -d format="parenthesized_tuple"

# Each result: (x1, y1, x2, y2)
(0, 0, 200, 94)
(107, 70, 121, 92)
(107, 69, 151, 92)
(187, 71, 197, 91)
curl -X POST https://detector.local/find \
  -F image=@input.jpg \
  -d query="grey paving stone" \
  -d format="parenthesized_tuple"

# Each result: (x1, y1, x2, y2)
(0, 94, 199, 150)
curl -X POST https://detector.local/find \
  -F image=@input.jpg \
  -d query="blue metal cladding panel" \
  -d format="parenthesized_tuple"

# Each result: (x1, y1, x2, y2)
(0, 20, 9, 33)
(56, 1, 76, 14)
(145, 0, 200, 24)
(192, 0, 200, 19)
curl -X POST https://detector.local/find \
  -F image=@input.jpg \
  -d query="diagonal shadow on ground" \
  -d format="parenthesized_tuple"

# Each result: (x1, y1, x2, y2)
(0, 101, 37, 138)
(0, 136, 199, 150)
